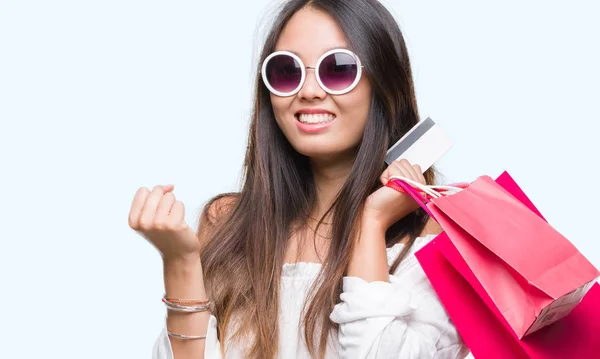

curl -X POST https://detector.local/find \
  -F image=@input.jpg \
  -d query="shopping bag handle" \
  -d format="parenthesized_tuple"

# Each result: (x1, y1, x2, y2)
(389, 178, 436, 218)
(389, 175, 467, 197)
(389, 175, 444, 198)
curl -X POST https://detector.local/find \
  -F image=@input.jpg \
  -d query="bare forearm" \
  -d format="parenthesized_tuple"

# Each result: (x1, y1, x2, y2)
(347, 218, 390, 282)
(163, 257, 210, 359)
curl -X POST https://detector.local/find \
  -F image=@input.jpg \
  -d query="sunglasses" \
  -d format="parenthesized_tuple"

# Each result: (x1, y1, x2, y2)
(261, 48, 364, 97)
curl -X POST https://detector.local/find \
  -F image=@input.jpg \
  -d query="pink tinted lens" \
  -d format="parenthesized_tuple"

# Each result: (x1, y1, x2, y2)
(265, 54, 302, 93)
(318, 52, 358, 91)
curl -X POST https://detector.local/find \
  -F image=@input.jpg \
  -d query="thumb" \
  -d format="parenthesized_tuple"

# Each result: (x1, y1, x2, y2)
(380, 167, 390, 186)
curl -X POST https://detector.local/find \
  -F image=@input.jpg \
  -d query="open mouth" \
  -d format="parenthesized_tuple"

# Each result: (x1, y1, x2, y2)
(294, 112, 337, 134)
(294, 113, 336, 124)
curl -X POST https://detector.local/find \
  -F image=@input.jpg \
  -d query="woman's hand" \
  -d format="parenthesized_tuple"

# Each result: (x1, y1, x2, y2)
(128, 184, 201, 262)
(363, 159, 426, 231)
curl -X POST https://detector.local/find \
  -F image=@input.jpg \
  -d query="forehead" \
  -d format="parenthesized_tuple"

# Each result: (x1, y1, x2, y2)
(274, 7, 349, 63)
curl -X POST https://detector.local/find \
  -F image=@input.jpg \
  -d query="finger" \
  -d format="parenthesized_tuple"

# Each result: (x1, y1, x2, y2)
(412, 164, 426, 184)
(168, 201, 185, 226)
(156, 192, 176, 220)
(128, 187, 150, 229)
(392, 159, 412, 179)
(396, 159, 419, 181)
(382, 164, 405, 188)
(381, 160, 408, 184)
(404, 161, 420, 182)
(139, 185, 172, 228)
(397, 159, 411, 167)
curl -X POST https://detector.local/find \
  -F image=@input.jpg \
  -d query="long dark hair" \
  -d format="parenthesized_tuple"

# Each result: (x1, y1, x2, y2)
(200, 1, 434, 358)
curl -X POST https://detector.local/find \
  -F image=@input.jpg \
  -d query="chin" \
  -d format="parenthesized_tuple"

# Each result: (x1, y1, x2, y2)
(290, 140, 354, 160)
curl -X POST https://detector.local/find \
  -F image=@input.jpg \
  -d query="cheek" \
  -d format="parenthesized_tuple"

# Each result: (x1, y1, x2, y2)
(270, 94, 291, 126)
(337, 84, 372, 128)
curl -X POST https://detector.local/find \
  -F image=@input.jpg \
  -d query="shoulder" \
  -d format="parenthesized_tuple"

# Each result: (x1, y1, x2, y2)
(202, 193, 239, 224)
(197, 192, 239, 241)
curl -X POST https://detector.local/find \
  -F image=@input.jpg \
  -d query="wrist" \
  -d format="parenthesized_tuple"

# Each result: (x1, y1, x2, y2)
(163, 256, 207, 297)
(361, 211, 389, 233)
(164, 255, 202, 278)
(347, 213, 389, 282)
(164, 251, 201, 267)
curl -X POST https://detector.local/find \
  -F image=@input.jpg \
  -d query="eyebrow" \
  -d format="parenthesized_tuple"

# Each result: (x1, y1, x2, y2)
(282, 45, 350, 57)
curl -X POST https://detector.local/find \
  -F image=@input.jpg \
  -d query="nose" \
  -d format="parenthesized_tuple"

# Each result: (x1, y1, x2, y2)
(297, 67, 327, 101)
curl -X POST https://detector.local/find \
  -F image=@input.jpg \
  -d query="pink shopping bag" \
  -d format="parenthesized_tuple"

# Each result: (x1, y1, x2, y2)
(392, 172, 600, 358)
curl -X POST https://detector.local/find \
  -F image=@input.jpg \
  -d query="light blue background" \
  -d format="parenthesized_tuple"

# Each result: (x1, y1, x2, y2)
(1, 1, 598, 358)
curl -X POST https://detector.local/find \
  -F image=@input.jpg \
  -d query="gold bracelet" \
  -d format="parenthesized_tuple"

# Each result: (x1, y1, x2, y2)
(163, 293, 210, 305)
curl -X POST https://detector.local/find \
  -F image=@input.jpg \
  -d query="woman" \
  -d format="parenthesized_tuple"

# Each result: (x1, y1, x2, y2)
(129, 0, 469, 358)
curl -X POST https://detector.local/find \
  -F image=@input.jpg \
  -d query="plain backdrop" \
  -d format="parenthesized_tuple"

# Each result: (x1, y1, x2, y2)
(1, 1, 598, 358)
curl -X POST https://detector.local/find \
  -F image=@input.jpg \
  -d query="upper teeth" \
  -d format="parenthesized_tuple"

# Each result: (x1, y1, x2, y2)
(297, 113, 336, 124)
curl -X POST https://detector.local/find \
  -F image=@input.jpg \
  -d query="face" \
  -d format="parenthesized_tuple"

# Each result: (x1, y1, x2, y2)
(268, 7, 372, 160)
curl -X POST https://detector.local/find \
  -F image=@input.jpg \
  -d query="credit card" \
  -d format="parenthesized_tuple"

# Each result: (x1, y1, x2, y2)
(385, 117, 452, 172)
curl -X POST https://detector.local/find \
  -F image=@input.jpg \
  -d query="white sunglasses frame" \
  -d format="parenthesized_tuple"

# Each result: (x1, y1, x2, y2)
(261, 48, 364, 97)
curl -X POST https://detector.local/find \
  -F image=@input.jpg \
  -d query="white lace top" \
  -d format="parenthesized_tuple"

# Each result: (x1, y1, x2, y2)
(152, 234, 469, 358)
